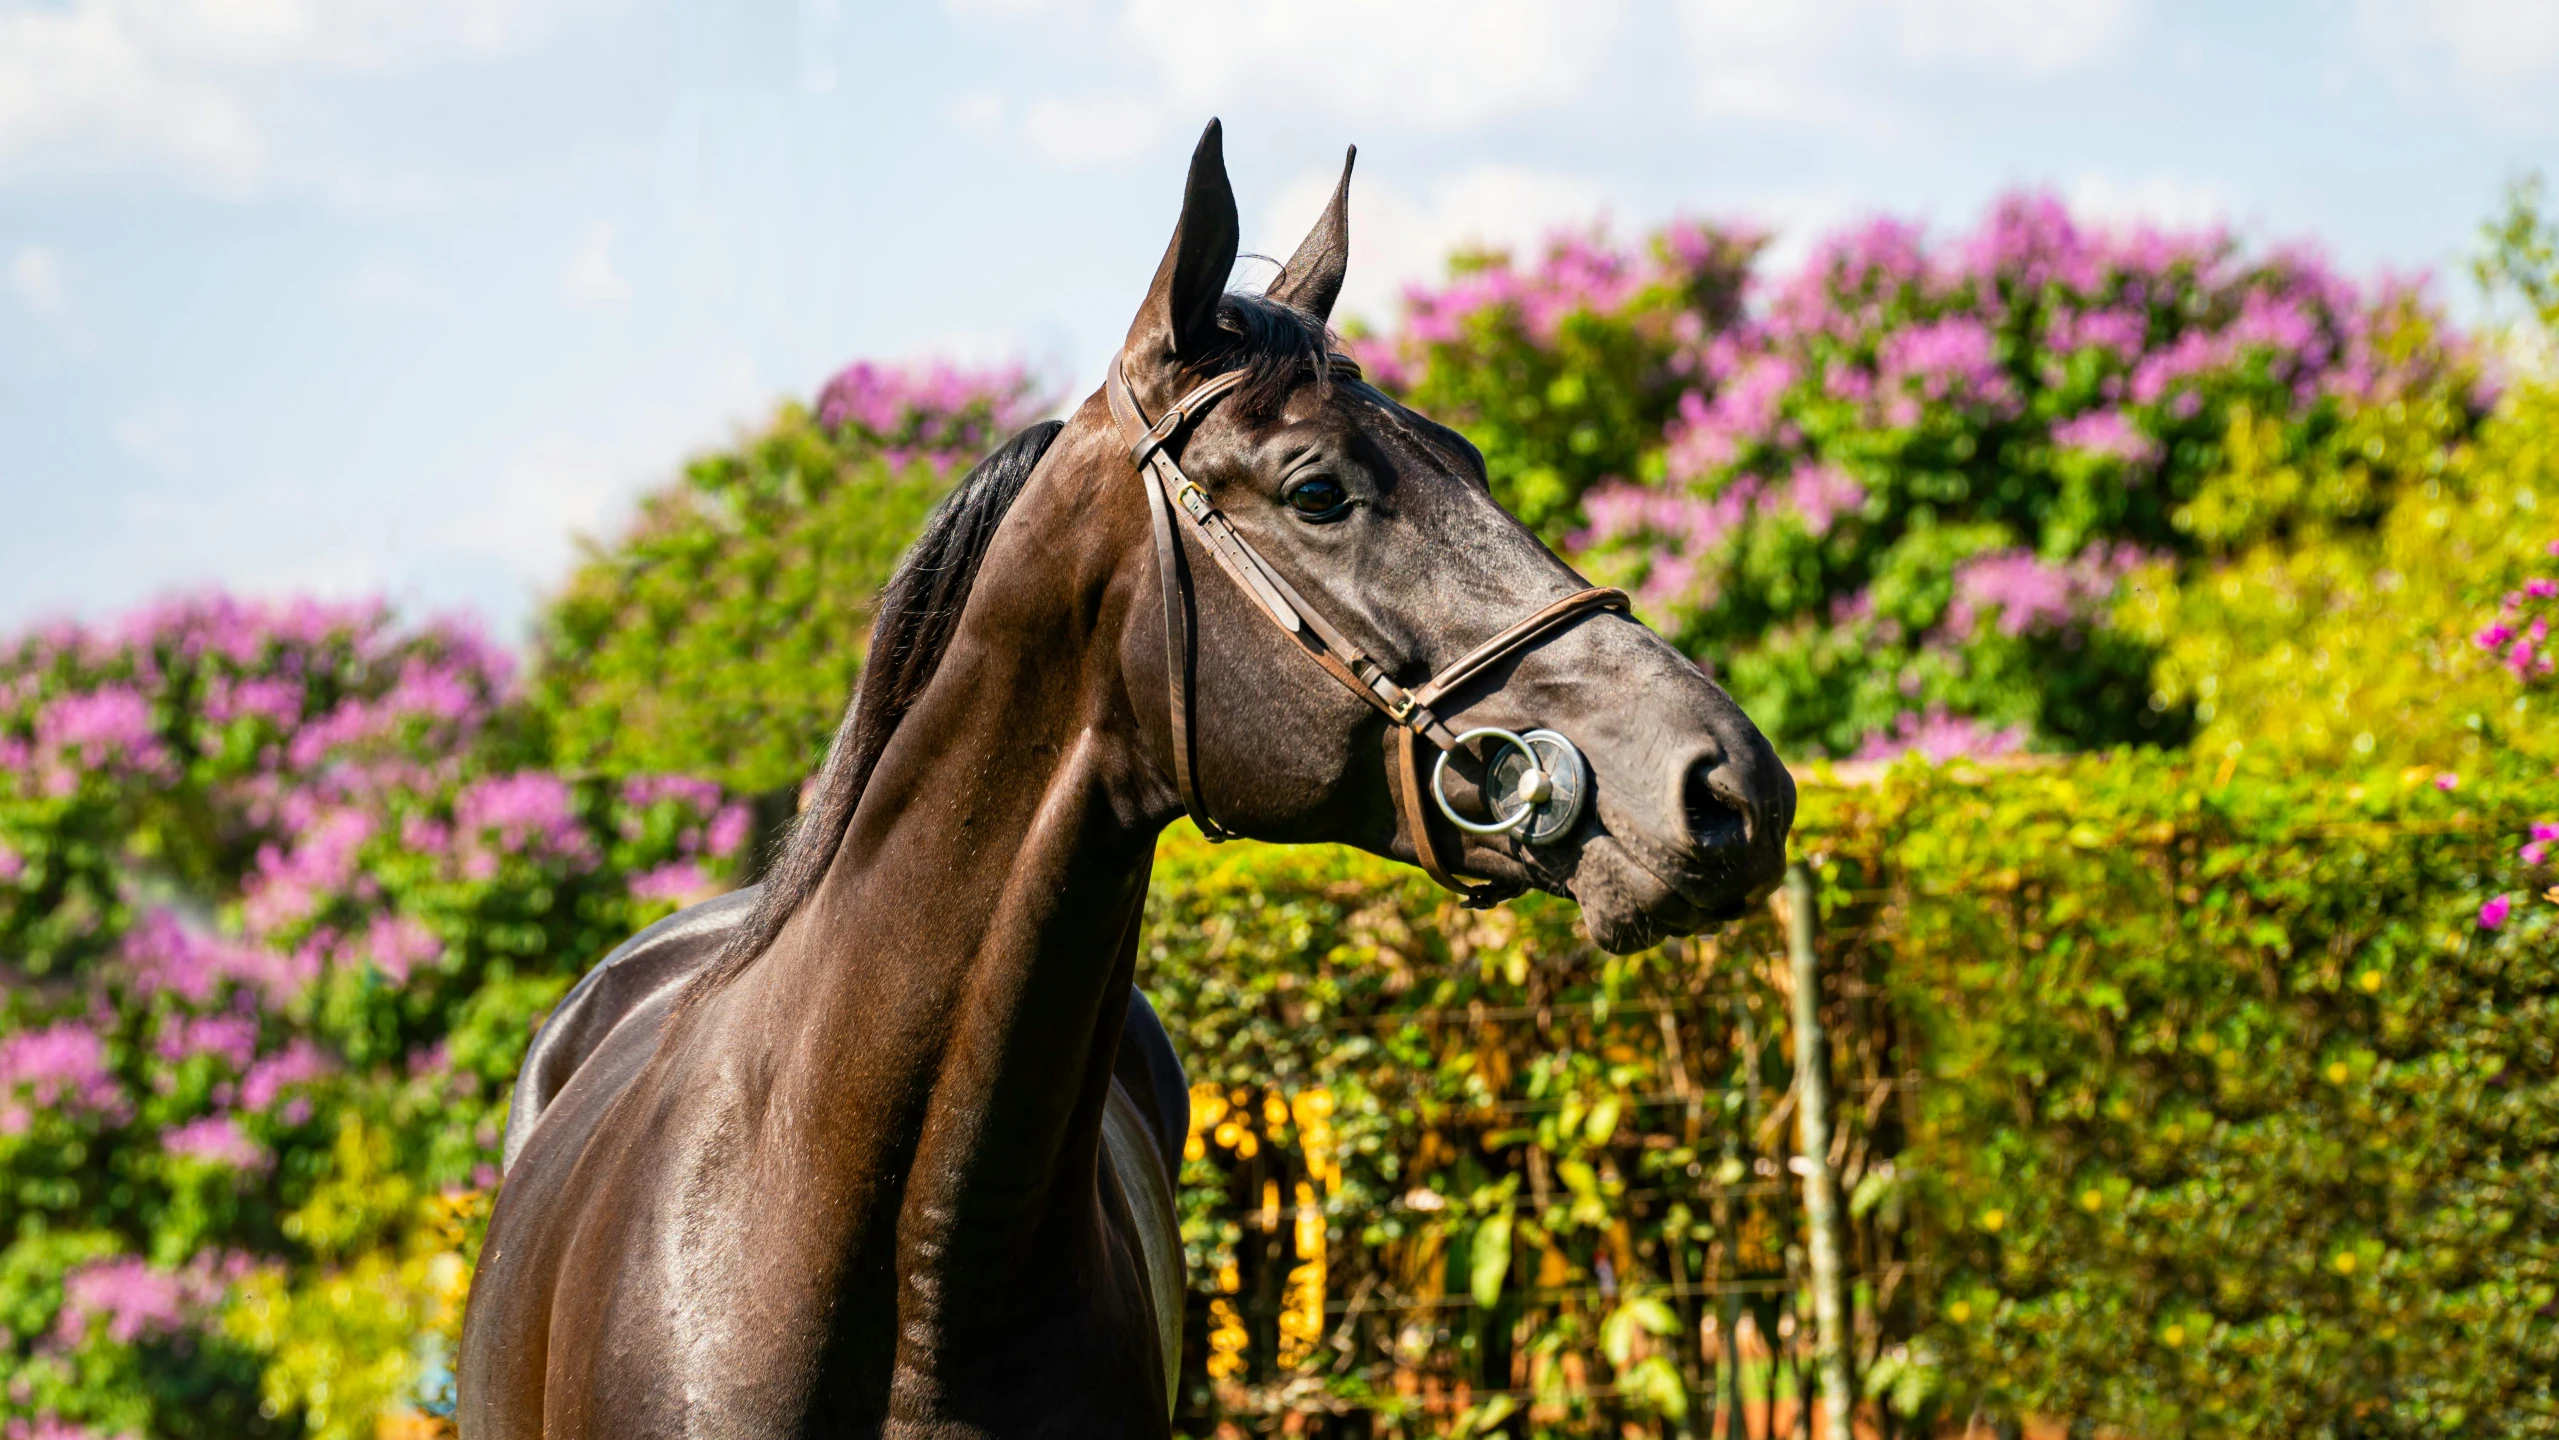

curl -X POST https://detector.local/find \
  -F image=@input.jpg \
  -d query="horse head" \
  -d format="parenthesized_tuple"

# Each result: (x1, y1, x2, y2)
(1107, 121, 1793, 951)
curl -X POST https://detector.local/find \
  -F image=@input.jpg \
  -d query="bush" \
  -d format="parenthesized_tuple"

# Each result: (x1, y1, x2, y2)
(1363, 198, 2484, 760)
(531, 360, 1041, 796)
(0, 597, 749, 1440)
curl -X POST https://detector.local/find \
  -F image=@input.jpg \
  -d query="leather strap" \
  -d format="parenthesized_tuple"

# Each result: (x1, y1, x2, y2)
(1105, 353, 1629, 906)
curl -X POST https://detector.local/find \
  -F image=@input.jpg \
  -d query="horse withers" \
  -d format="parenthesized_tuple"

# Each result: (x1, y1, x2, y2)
(460, 121, 1794, 1439)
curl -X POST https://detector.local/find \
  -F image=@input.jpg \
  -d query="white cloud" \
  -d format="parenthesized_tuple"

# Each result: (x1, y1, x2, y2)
(561, 222, 631, 305)
(8, 244, 71, 318)
(1110, 0, 1627, 131)
(1260, 163, 1610, 326)
(1893, 0, 2139, 77)
(343, 253, 431, 309)
(0, 0, 615, 191)
(0, 3, 264, 190)
(1020, 93, 1167, 170)
(2066, 171, 2232, 232)
(1673, 0, 2144, 133)
(2353, 0, 2559, 132)
(954, 0, 1627, 164)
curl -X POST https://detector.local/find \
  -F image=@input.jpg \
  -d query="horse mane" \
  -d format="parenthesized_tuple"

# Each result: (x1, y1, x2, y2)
(685, 292, 1335, 1001)
(686, 417, 1064, 1000)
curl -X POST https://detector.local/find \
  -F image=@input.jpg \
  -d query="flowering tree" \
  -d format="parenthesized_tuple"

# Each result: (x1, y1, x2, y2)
(1363, 197, 2483, 759)
(0, 597, 748, 1439)
(534, 360, 1042, 796)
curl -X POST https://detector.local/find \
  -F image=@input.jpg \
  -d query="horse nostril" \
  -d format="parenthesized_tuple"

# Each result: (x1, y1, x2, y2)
(1682, 751, 1757, 850)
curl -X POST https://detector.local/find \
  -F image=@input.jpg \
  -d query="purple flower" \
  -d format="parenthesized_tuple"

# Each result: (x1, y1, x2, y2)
(706, 802, 753, 859)
(455, 772, 596, 873)
(360, 913, 443, 985)
(630, 861, 709, 902)
(52, 1252, 251, 1347)
(1879, 316, 2015, 414)
(122, 910, 317, 1006)
(161, 1114, 270, 1172)
(2051, 409, 2161, 469)
(240, 1039, 333, 1113)
(814, 360, 1036, 460)
(0, 1023, 127, 1125)
(2479, 894, 2513, 930)
(2528, 578, 2559, 600)
(1783, 463, 1867, 537)
(1853, 707, 2029, 764)
(154, 1014, 258, 1070)
(1945, 545, 2147, 638)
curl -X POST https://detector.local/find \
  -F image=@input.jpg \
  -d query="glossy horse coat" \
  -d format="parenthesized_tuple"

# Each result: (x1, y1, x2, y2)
(459, 122, 1794, 1439)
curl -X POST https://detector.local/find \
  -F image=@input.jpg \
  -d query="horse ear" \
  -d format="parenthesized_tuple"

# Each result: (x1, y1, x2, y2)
(1124, 119, 1240, 385)
(1267, 146, 1353, 323)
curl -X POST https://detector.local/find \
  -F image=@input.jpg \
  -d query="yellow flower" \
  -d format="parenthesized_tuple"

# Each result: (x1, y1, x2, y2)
(1947, 1300, 1972, 1323)
(2080, 1188, 2105, 1212)
(1979, 1209, 2005, 1233)
(2359, 971, 2384, 993)
(2326, 1061, 2350, 1084)
(2334, 1251, 2357, 1275)
(2162, 1323, 2186, 1347)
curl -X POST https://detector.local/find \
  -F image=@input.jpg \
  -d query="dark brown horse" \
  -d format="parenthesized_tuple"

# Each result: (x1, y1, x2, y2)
(459, 122, 1794, 1439)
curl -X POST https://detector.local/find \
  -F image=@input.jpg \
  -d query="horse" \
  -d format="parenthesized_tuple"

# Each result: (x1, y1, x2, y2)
(458, 120, 1795, 1439)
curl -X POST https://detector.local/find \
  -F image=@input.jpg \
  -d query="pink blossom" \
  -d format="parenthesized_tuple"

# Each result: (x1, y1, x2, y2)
(2530, 822, 2559, 842)
(121, 910, 317, 1006)
(2527, 578, 2559, 600)
(1878, 315, 2017, 413)
(8, 1415, 140, 1440)
(34, 686, 174, 792)
(0, 1023, 126, 1123)
(154, 1014, 258, 1070)
(2436, 772, 2460, 792)
(2522, 841, 2551, 866)
(621, 774, 724, 814)
(815, 360, 1035, 457)
(2051, 409, 2161, 468)
(161, 1114, 270, 1171)
(456, 772, 596, 871)
(1783, 463, 1867, 537)
(242, 808, 373, 933)
(2478, 894, 2512, 930)
(706, 803, 753, 859)
(1853, 707, 2029, 764)
(361, 913, 443, 984)
(0, 843, 20, 885)
(631, 861, 709, 902)
(1945, 545, 2146, 637)
(53, 1252, 251, 1347)
(240, 1039, 333, 1113)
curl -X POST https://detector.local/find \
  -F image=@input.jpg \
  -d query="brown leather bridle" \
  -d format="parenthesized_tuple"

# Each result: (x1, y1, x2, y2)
(1105, 352, 1631, 907)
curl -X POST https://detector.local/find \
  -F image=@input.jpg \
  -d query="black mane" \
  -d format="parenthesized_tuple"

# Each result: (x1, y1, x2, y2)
(689, 418, 1063, 998)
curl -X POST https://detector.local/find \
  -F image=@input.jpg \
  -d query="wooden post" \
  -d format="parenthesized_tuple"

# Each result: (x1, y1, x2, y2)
(1786, 862, 1856, 1440)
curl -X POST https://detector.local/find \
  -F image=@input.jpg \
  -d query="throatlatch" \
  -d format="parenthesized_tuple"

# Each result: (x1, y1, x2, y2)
(1104, 353, 1629, 907)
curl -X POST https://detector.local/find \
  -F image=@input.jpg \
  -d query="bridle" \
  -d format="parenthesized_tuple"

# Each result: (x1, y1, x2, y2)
(1105, 352, 1630, 908)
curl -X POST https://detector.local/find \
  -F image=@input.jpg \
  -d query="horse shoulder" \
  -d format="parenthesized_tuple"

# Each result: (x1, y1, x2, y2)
(499, 884, 763, 1173)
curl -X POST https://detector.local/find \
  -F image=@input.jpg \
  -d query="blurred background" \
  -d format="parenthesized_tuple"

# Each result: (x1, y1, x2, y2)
(7, 4, 2559, 1439)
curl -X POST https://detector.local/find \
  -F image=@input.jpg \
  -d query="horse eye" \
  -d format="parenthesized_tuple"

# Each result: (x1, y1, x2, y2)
(1285, 476, 1349, 520)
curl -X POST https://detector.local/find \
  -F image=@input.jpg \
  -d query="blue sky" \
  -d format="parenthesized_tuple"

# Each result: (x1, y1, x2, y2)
(3, 0, 2556, 638)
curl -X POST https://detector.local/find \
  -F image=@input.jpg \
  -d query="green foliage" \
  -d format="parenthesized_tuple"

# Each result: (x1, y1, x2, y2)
(1848, 754, 2559, 1435)
(532, 364, 1038, 795)
(1357, 225, 1760, 539)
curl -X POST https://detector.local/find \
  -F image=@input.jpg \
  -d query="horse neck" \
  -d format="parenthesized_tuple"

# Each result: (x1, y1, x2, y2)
(715, 437, 1164, 1281)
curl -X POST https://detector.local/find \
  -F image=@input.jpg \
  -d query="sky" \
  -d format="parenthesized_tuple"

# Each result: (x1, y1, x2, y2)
(4, 0, 2558, 639)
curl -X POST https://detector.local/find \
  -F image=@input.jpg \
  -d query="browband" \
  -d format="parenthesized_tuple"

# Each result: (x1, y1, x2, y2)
(1104, 352, 1630, 906)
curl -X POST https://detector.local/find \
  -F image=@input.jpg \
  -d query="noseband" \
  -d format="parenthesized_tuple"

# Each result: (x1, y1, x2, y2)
(1105, 353, 1629, 907)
